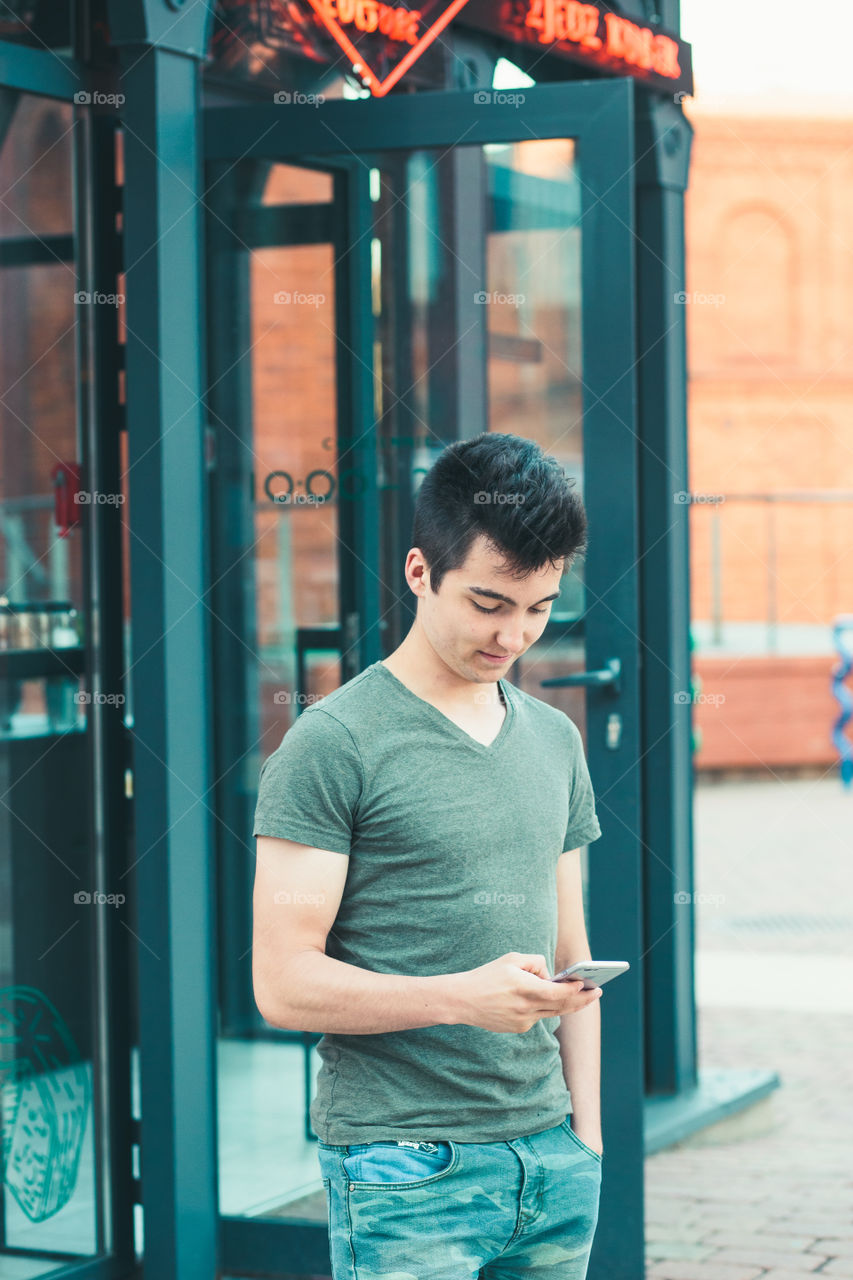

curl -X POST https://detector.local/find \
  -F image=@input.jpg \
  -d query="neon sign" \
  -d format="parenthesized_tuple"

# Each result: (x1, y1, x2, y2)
(210, 0, 691, 98)
(304, 0, 472, 96)
(463, 0, 693, 97)
(524, 3, 682, 80)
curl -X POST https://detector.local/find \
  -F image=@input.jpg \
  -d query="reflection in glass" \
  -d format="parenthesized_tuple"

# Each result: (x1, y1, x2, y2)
(252, 164, 341, 758)
(0, 96, 99, 1265)
(363, 141, 585, 641)
(485, 138, 585, 623)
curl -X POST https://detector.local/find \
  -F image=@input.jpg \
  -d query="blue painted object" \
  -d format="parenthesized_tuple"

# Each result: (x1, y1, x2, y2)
(830, 615, 853, 788)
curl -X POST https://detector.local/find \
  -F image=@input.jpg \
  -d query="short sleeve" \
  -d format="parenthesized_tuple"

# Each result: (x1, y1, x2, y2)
(562, 719, 603, 852)
(252, 708, 363, 856)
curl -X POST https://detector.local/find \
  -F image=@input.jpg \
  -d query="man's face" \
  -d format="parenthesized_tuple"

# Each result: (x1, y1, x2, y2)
(417, 535, 564, 683)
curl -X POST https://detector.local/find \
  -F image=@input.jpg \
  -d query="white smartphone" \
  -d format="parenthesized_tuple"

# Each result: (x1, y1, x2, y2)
(551, 961, 630, 989)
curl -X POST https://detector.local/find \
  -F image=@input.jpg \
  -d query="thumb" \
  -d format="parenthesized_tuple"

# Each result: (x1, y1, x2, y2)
(515, 953, 551, 979)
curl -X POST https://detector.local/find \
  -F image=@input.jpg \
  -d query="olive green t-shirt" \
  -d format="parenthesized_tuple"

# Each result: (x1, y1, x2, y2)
(252, 659, 602, 1144)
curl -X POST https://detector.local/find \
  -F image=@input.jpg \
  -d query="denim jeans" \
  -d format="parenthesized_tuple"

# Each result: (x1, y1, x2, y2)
(316, 1115, 602, 1279)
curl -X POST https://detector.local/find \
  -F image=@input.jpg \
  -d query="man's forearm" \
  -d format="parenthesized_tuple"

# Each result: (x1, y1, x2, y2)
(555, 994, 602, 1144)
(257, 948, 459, 1034)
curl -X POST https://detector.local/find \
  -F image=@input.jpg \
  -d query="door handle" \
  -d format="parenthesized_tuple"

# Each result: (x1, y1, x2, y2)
(540, 657, 621, 696)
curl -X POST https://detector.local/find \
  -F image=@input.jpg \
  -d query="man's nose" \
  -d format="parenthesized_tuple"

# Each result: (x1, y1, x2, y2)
(494, 621, 525, 653)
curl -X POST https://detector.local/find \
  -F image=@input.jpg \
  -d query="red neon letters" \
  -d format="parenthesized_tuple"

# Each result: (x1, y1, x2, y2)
(525, 0, 682, 79)
(317, 0, 421, 45)
(525, 0, 601, 48)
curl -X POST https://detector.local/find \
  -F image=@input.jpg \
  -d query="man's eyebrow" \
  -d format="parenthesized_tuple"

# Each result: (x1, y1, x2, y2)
(468, 586, 561, 606)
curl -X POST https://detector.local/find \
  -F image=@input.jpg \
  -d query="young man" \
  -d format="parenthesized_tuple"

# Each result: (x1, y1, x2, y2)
(252, 432, 605, 1279)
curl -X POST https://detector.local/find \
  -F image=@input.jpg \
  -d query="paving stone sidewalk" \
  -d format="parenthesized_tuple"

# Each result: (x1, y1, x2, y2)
(644, 775, 853, 1279)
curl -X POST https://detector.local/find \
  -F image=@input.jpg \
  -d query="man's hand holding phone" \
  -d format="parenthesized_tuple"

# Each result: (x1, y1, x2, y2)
(445, 951, 609, 1034)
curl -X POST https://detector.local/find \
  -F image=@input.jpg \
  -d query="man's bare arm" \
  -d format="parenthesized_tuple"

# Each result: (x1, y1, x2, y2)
(554, 848, 603, 1153)
(252, 835, 456, 1033)
(252, 835, 603, 1035)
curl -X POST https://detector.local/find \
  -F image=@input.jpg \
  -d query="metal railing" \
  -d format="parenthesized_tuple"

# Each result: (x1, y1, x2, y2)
(689, 490, 853, 652)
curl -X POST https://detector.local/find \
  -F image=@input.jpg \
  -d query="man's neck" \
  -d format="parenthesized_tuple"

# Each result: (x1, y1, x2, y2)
(381, 633, 502, 709)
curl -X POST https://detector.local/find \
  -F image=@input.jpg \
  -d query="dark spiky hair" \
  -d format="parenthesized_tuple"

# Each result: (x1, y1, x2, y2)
(412, 433, 588, 594)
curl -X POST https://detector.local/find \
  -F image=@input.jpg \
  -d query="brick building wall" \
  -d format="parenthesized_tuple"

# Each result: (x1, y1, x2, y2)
(684, 110, 853, 771)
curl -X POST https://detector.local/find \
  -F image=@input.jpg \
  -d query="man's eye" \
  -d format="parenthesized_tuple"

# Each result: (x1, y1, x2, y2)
(471, 601, 547, 615)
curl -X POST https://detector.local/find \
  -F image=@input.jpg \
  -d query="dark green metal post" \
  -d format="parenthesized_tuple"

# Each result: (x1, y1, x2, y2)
(634, 88, 697, 1100)
(107, 3, 219, 1277)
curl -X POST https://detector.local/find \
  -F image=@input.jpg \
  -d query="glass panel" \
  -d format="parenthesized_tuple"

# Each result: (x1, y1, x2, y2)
(363, 141, 587, 680)
(211, 162, 342, 1222)
(0, 96, 74, 239)
(252, 170, 341, 747)
(484, 138, 585, 623)
(0, 96, 101, 1265)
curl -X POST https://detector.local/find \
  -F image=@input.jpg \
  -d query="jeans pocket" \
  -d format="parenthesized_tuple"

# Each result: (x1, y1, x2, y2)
(343, 1140, 457, 1188)
(561, 1120, 603, 1163)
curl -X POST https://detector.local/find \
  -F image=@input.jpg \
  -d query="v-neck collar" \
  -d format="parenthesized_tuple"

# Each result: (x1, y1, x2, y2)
(373, 660, 516, 753)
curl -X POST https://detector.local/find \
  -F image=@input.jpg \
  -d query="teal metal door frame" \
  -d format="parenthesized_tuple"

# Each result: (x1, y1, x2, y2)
(205, 79, 644, 1280)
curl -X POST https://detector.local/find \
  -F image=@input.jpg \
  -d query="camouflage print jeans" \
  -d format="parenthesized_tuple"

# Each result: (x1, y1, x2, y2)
(316, 1115, 602, 1280)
